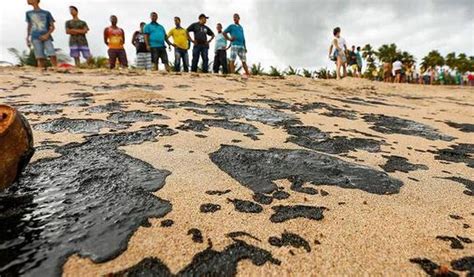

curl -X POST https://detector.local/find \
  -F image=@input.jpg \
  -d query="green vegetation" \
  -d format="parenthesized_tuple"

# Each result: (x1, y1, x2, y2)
(268, 66, 283, 77)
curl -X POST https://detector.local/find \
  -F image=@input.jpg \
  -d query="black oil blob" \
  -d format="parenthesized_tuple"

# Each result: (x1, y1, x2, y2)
(291, 101, 358, 120)
(288, 176, 318, 195)
(111, 240, 281, 276)
(33, 117, 128, 134)
(210, 145, 403, 195)
(64, 97, 94, 107)
(270, 205, 327, 223)
(205, 189, 231, 196)
(209, 103, 301, 126)
(436, 236, 465, 249)
(187, 228, 204, 243)
(107, 110, 169, 124)
(363, 114, 455, 141)
(380, 155, 429, 173)
(227, 199, 263, 213)
(226, 231, 261, 242)
(247, 98, 292, 110)
(441, 177, 474, 196)
(177, 119, 262, 140)
(451, 256, 474, 274)
(253, 193, 273, 205)
(161, 219, 174, 227)
(177, 119, 209, 132)
(200, 203, 221, 213)
(409, 258, 458, 276)
(93, 83, 164, 91)
(86, 102, 125, 113)
(268, 231, 311, 253)
(272, 190, 290, 200)
(445, 122, 474, 133)
(0, 125, 176, 277)
(286, 125, 382, 154)
(430, 144, 474, 168)
(16, 103, 64, 115)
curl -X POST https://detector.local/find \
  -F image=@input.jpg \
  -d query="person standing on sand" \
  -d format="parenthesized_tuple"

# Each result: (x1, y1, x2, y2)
(213, 23, 230, 74)
(104, 15, 128, 69)
(348, 45, 359, 77)
(144, 12, 171, 72)
(392, 58, 402, 83)
(132, 22, 152, 70)
(223, 13, 250, 77)
(187, 14, 215, 73)
(383, 62, 392, 82)
(328, 27, 347, 80)
(65, 6, 92, 67)
(167, 17, 190, 72)
(26, 0, 57, 68)
(356, 46, 363, 76)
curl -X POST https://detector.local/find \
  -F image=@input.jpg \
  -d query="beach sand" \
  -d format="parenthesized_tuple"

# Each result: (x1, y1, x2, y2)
(0, 67, 473, 276)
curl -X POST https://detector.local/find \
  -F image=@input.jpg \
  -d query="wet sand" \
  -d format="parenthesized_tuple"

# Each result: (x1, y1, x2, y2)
(0, 67, 473, 276)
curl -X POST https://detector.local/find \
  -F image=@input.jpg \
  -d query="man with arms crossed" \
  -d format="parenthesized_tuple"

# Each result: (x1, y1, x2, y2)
(26, 0, 57, 68)
(65, 6, 92, 67)
(187, 14, 215, 73)
(223, 14, 250, 77)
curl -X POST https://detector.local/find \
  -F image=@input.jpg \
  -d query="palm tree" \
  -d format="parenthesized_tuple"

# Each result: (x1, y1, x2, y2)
(376, 43, 400, 63)
(251, 63, 265, 75)
(455, 53, 471, 73)
(445, 52, 457, 69)
(361, 44, 377, 79)
(301, 68, 313, 78)
(421, 50, 445, 70)
(400, 51, 415, 67)
(269, 66, 283, 77)
(285, 66, 299, 76)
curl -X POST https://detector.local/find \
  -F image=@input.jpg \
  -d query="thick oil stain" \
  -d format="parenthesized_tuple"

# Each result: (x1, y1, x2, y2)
(16, 103, 64, 115)
(445, 122, 474, 133)
(363, 114, 455, 141)
(205, 189, 231, 196)
(410, 256, 474, 276)
(270, 205, 327, 223)
(268, 231, 311, 253)
(288, 176, 318, 195)
(93, 83, 164, 91)
(253, 193, 273, 205)
(86, 102, 126, 113)
(291, 102, 358, 120)
(436, 236, 469, 249)
(380, 155, 429, 173)
(177, 119, 262, 140)
(210, 145, 403, 195)
(200, 203, 221, 213)
(33, 117, 128, 134)
(227, 199, 263, 213)
(440, 177, 474, 196)
(107, 110, 169, 124)
(286, 125, 382, 154)
(187, 228, 203, 243)
(430, 144, 473, 168)
(226, 231, 261, 242)
(111, 240, 281, 276)
(0, 125, 176, 277)
(208, 103, 301, 126)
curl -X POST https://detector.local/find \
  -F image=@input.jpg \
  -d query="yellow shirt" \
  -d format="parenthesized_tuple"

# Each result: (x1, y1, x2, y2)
(167, 27, 189, 50)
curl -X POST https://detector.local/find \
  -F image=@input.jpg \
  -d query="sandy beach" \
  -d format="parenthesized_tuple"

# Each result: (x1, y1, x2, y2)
(0, 67, 473, 276)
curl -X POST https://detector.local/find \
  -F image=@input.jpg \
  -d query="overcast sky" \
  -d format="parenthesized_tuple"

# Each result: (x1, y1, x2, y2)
(1, 0, 473, 69)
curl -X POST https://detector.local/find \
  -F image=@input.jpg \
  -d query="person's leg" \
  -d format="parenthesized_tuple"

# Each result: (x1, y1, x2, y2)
(160, 48, 170, 72)
(32, 39, 46, 69)
(81, 46, 93, 67)
(213, 51, 220, 73)
(44, 40, 57, 67)
(174, 49, 181, 72)
(238, 48, 249, 76)
(336, 57, 342, 79)
(70, 46, 80, 66)
(136, 53, 145, 69)
(118, 49, 128, 68)
(182, 50, 189, 72)
(191, 46, 199, 72)
(201, 47, 209, 73)
(229, 46, 236, 74)
(151, 48, 159, 70)
(108, 49, 116, 69)
(220, 50, 228, 74)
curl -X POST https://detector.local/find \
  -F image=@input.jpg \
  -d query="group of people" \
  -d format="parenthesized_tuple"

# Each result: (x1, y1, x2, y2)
(25, 0, 250, 76)
(328, 27, 363, 80)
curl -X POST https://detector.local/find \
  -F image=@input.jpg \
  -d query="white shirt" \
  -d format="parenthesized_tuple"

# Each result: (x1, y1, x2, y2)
(336, 37, 346, 50)
(392, 61, 402, 72)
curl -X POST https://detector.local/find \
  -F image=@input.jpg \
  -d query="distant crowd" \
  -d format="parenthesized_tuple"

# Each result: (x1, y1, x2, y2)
(25, 0, 250, 77)
(329, 27, 474, 86)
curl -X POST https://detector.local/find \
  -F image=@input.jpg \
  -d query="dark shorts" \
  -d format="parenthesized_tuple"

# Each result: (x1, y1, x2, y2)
(150, 47, 168, 64)
(395, 69, 402, 75)
(108, 49, 128, 69)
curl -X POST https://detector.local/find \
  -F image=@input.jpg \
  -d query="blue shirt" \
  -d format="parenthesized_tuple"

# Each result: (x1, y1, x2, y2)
(215, 33, 227, 52)
(224, 24, 245, 47)
(144, 22, 166, 48)
(26, 9, 55, 40)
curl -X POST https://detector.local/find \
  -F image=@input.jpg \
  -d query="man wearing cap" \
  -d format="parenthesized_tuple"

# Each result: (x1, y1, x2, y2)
(224, 13, 250, 77)
(187, 14, 215, 73)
